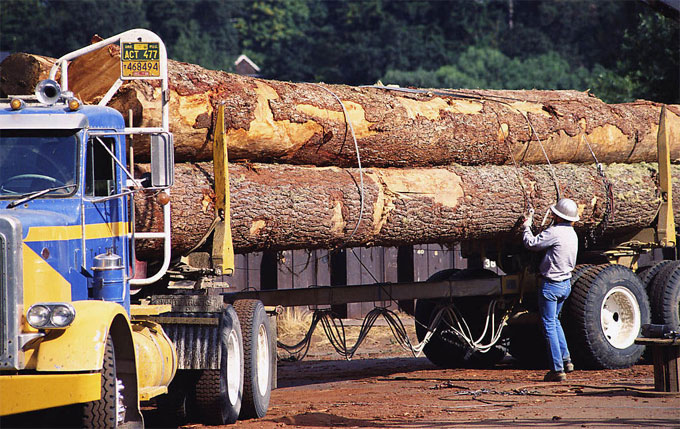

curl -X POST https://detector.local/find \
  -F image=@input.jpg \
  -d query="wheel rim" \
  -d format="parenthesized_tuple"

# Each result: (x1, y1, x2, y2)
(256, 323, 270, 397)
(600, 286, 641, 349)
(226, 329, 241, 405)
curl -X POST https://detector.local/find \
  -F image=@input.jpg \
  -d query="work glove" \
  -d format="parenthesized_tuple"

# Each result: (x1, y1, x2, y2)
(522, 209, 534, 229)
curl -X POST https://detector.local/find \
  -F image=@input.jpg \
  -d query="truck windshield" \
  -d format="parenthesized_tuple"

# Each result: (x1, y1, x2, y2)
(0, 129, 79, 198)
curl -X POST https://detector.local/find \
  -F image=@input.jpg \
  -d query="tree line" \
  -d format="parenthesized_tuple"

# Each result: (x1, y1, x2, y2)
(1, 0, 678, 103)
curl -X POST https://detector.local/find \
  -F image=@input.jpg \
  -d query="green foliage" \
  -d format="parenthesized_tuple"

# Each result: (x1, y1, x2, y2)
(0, 0, 46, 54)
(385, 47, 599, 90)
(0, 0, 677, 103)
(161, 1, 239, 71)
(1, 0, 148, 55)
(588, 66, 636, 104)
(619, 13, 680, 103)
(234, 0, 311, 80)
(382, 45, 642, 104)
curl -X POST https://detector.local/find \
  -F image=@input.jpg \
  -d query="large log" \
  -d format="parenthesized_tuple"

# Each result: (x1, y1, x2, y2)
(0, 36, 118, 101)
(112, 68, 680, 167)
(3, 51, 679, 167)
(0, 53, 57, 97)
(134, 162, 679, 259)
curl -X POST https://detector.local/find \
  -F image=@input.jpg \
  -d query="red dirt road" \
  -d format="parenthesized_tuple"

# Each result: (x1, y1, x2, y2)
(141, 319, 679, 428)
(228, 357, 679, 428)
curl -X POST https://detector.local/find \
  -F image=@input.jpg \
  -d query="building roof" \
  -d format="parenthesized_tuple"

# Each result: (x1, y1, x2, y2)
(234, 54, 261, 73)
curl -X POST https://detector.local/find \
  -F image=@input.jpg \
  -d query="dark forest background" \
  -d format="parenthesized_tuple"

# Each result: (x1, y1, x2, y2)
(1, 0, 678, 103)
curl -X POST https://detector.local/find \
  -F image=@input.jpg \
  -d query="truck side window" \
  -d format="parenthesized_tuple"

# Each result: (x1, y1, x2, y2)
(85, 137, 116, 197)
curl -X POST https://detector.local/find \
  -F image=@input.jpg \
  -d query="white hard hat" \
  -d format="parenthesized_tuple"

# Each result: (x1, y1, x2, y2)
(550, 198, 580, 222)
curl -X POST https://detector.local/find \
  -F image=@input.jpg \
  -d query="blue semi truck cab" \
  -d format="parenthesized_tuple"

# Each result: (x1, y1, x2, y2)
(0, 29, 273, 427)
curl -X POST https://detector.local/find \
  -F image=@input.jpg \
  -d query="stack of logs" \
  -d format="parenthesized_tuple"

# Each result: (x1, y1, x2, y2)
(2, 41, 679, 260)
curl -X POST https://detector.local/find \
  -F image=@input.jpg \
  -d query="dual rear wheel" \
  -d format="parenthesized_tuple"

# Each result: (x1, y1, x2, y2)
(159, 299, 273, 425)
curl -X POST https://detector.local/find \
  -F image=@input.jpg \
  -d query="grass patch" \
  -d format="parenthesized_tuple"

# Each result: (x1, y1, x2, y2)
(276, 307, 418, 358)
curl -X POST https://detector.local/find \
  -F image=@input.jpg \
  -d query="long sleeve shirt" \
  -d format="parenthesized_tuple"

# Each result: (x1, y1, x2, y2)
(523, 223, 578, 282)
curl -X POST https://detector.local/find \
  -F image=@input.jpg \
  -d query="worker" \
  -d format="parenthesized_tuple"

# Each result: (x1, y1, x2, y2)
(522, 198, 579, 382)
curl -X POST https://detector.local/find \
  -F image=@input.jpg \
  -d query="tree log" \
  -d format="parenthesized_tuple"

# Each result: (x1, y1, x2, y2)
(0, 53, 57, 97)
(134, 162, 679, 259)
(118, 68, 680, 167)
(4, 51, 679, 167)
(0, 37, 121, 101)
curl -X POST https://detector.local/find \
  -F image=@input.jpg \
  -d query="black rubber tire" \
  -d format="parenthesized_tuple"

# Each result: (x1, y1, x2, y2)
(507, 323, 547, 368)
(194, 305, 244, 425)
(649, 261, 680, 328)
(638, 260, 676, 290)
(234, 299, 273, 419)
(82, 335, 119, 428)
(572, 264, 596, 285)
(507, 264, 594, 368)
(563, 264, 650, 369)
(156, 371, 192, 427)
(637, 261, 677, 361)
(415, 269, 505, 368)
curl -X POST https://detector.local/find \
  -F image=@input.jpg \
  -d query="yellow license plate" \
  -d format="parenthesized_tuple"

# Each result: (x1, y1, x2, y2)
(121, 42, 160, 78)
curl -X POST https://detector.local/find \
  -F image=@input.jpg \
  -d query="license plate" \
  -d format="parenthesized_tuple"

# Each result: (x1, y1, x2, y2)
(121, 42, 160, 78)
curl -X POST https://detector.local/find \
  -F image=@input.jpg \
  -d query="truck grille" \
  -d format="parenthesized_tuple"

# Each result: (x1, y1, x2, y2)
(0, 215, 22, 370)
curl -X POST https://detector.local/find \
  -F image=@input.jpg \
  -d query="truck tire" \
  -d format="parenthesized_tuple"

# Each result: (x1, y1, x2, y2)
(572, 264, 595, 284)
(82, 335, 122, 428)
(415, 269, 504, 368)
(195, 305, 244, 425)
(649, 261, 680, 328)
(507, 324, 546, 368)
(234, 299, 273, 419)
(156, 372, 191, 426)
(507, 264, 594, 368)
(563, 264, 650, 369)
(638, 260, 676, 290)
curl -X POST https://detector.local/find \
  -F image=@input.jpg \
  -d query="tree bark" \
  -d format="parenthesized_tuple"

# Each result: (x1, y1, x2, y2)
(134, 162, 679, 259)
(4, 51, 679, 167)
(0, 53, 56, 97)
(120, 68, 680, 167)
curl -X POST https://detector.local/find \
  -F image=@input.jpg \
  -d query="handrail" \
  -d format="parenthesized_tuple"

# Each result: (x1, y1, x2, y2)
(48, 29, 173, 286)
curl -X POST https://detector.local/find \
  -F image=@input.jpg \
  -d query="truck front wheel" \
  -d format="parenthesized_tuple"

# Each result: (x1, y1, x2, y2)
(564, 264, 650, 369)
(82, 335, 124, 428)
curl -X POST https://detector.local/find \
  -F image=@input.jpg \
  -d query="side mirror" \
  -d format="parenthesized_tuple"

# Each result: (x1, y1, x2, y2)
(150, 134, 174, 187)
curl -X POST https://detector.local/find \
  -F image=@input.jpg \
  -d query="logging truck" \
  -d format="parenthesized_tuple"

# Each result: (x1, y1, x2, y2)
(0, 30, 275, 427)
(1, 27, 679, 429)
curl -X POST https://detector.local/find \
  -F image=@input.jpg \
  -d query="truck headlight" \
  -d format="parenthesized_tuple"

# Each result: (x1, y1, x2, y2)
(26, 305, 50, 328)
(50, 304, 76, 327)
(27, 303, 76, 329)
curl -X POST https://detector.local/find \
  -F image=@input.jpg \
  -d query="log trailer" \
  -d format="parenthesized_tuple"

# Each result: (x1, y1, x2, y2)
(222, 101, 680, 369)
(0, 30, 275, 427)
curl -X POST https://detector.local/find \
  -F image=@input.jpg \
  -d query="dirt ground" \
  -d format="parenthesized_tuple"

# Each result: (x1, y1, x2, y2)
(238, 357, 678, 428)
(168, 316, 680, 428)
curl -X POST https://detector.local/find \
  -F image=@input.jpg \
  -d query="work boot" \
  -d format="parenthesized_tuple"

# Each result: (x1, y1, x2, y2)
(543, 370, 566, 382)
(564, 361, 574, 373)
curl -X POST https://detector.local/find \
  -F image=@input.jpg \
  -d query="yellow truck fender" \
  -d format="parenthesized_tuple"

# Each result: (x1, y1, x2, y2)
(34, 300, 134, 372)
(4, 301, 142, 421)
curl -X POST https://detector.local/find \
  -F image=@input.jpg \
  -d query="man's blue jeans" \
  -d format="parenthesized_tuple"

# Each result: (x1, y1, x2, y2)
(538, 278, 572, 372)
